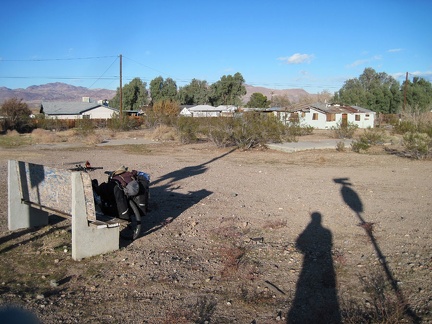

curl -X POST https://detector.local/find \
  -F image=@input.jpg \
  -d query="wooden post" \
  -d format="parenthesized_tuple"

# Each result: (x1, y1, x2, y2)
(403, 72, 408, 112)
(120, 54, 123, 118)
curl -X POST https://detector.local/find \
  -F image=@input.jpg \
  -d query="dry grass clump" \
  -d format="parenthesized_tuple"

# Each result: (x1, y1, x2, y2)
(81, 133, 103, 145)
(151, 125, 178, 141)
(30, 128, 63, 143)
(6, 130, 20, 137)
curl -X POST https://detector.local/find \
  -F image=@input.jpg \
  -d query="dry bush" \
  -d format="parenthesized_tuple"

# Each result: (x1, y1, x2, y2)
(6, 130, 20, 137)
(30, 128, 62, 143)
(82, 133, 103, 145)
(151, 125, 178, 141)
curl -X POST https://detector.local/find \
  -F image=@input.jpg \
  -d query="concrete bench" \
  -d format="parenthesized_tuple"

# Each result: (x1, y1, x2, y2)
(8, 160, 120, 260)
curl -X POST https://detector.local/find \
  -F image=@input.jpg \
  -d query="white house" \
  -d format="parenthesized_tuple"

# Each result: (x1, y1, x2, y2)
(41, 99, 118, 120)
(180, 105, 237, 117)
(274, 103, 375, 129)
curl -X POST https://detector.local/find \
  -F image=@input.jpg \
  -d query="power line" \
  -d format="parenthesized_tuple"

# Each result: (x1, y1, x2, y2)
(0, 55, 117, 62)
(87, 56, 119, 89)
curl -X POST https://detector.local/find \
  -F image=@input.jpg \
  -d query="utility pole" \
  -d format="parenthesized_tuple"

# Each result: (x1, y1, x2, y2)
(119, 54, 123, 118)
(402, 72, 408, 112)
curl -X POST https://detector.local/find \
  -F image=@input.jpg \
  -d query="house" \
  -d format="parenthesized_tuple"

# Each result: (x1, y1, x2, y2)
(180, 105, 237, 117)
(274, 103, 375, 129)
(40, 98, 118, 120)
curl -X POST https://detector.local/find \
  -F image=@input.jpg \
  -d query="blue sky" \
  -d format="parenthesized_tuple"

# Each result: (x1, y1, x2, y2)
(1, 0, 431, 94)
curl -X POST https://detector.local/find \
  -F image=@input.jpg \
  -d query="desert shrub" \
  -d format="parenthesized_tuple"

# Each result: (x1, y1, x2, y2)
(393, 120, 417, 134)
(107, 113, 141, 131)
(37, 116, 70, 131)
(30, 128, 60, 143)
(351, 138, 371, 153)
(232, 112, 285, 150)
(332, 121, 358, 139)
(340, 270, 408, 323)
(198, 113, 285, 149)
(75, 118, 95, 136)
(201, 117, 236, 148)
(336, 141, 346, 152)
(393, 112, 432, 137)
(282, 121, 314, 143)
(351, 127, 386, 153)
(176, 116, 200, 143)
(151, 124, 177, 141)
(362, 127, 385, 144)
(402, 132, 431, 159)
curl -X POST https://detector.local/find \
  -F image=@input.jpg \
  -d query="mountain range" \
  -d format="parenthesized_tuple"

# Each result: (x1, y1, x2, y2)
(0, 82, 312, 107)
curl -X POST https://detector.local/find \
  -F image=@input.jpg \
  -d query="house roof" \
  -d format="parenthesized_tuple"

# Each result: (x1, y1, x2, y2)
(188, 105, 222, 112)
(41, 101, 117, 115)
(283, 102, 374, 114)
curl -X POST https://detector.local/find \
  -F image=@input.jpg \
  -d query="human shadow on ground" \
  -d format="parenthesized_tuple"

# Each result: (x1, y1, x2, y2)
(141, 148, 236, 236)
(287, 212, 341, 324)
(333, 177, 421, 323)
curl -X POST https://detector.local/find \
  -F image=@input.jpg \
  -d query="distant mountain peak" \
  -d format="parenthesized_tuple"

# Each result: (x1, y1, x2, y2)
(0, 82, 117, 105)
(243, 84, 312, 103)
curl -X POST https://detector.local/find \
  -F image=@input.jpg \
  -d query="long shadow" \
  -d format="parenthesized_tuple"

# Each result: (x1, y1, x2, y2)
(150, 148, 236, 187)
(142, 148, 236, 235)
(287, 212, 341, 324)
(333, 177, 421, 323)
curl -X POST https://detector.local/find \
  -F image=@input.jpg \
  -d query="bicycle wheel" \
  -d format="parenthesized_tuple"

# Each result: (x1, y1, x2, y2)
(120, 200, 144, 240)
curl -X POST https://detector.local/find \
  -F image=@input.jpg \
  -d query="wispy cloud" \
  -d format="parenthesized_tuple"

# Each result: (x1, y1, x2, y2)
(278, 53, 314, 64)
(392, 71, 432, 81)
(388, 48, 403, 53)
(346, 55, 382, 68)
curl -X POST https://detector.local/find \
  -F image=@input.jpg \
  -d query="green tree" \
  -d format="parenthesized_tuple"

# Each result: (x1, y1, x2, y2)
(150, 76, 178, 104)
(110, 77, 148, 110)
(209, 72, 246, 106)
(246, 92, 269, 108)
(404, 77, 432, 113)
(178, 79, 210, 105)
(0, 97, 33, 132)
(333, 68, 401, 113)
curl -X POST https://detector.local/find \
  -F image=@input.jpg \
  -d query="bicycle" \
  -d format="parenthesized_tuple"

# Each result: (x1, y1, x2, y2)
(69, 161, 148, 240)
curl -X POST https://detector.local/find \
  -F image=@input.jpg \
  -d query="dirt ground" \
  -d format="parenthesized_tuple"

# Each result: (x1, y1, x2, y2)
(0, 130, 431, 323)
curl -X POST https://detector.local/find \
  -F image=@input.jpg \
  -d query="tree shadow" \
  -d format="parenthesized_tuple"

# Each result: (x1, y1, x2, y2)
(333, 177, 421, 323)
(287, 212, 341, 324)
(142, 148, 236, 236)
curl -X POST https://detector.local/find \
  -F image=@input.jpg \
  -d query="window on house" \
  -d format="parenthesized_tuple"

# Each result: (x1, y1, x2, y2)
(355, 114, 360, 121)
(312, 113, 318, 120)
(326, 113, 335, 121)
(289, 113, 300, 123)
(83, 115, 90, 119)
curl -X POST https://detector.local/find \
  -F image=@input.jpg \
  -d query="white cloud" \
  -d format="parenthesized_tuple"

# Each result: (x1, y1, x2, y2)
(388, 48, 403, 53)
(278, 53, 314, 64)
(346, 55, 382, 68)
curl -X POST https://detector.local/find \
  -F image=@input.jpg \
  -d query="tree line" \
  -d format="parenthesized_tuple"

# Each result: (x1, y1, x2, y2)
(109, 72, 247, 111)
(109, 68, 432, 114)
(333, 68, 432, 114)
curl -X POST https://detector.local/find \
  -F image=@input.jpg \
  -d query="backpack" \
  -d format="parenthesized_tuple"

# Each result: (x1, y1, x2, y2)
(111, 170, 140, 197)
(111, 169, 150, 214)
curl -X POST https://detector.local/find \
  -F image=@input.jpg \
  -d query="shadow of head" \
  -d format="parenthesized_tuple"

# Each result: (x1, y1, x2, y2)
(333, 177, 363, 214)
(333, 177, 352, 186)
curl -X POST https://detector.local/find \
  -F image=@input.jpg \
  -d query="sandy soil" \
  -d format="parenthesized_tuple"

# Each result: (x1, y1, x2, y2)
(0, 133, 431, 323)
